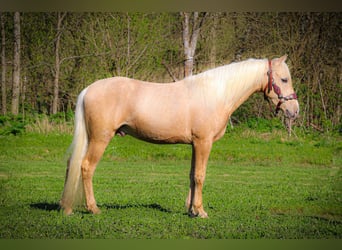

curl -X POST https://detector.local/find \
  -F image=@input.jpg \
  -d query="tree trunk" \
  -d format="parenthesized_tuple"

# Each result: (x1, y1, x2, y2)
(1, 13, 6, 115)
(181, 12, 206, 78)
(11, 12, 20, 115)
(52, 12, 66, 114)
(209, 13, 218, 68)
(126, 13, 130, 77)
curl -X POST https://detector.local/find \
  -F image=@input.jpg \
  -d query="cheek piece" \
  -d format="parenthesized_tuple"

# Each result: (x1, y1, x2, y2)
(264, 60, 298, 115)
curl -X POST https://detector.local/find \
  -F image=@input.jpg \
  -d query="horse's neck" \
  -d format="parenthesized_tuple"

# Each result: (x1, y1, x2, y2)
(183, 59, 267, 116)
(219, 59, 267, 115)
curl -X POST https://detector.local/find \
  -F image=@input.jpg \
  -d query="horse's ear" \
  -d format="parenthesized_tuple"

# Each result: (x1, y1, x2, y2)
(274, 54, 288, 65)
(279, 54, 288, 63)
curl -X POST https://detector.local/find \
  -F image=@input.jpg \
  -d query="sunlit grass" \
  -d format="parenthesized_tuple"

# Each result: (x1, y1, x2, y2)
(0, 129, 341, 238)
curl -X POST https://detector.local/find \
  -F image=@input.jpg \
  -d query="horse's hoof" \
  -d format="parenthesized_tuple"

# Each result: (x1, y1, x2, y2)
(88, 206, 101, 214)
(92, 209, 101, 214)
(188, 208, 208, 218)
(63, 207, 73, 215)
(198, 211, 208, 218)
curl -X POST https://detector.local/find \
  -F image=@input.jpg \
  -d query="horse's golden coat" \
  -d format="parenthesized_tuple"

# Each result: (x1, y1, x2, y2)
(60, 56, 299, 218)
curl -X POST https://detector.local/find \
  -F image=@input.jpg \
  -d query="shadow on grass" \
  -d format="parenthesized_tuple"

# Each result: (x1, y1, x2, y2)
(30, 202, 61, 211)
(30, 202, 172, 214)
(101, 203, 173, 213)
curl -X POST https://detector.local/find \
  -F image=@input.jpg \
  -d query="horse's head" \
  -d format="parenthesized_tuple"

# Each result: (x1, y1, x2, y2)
(264, 55, 299, 133)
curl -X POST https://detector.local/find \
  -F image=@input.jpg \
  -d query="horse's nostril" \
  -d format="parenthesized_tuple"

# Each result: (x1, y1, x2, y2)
(294, 109, 299, 117)
(286, 109, 297, 119)
(285, 109, 299, 119)
(286, 109, 291, 118)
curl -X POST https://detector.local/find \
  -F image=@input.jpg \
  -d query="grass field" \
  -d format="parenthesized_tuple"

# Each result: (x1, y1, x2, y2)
(0, 128, 341, 239)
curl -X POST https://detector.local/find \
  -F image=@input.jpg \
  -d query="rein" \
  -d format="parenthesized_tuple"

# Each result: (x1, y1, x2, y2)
(264, 59, 297, 114)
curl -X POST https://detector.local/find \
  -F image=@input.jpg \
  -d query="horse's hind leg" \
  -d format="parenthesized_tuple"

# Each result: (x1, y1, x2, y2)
(81, 138, 111, 214)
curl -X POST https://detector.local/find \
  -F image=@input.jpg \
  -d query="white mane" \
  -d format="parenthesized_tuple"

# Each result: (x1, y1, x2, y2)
(185, 58, 268, 103)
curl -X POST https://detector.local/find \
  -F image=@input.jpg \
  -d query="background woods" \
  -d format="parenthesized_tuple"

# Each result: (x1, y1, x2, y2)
(0, 12, 340, 132)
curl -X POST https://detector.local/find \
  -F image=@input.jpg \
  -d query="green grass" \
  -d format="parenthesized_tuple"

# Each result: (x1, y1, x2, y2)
(0, 129, 341, 239)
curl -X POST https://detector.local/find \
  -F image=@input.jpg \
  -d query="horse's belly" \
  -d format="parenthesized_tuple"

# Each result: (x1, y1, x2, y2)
(119, 118, 192, 144)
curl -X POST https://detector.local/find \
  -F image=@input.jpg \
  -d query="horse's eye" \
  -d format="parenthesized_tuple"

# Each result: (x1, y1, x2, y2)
(281, 78, 288, 83)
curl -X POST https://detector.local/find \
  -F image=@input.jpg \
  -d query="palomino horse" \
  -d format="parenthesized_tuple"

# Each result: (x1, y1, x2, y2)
(60, 55, 299, 218)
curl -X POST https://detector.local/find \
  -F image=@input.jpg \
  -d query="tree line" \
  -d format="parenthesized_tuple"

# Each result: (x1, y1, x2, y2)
(0, 12, 340, 132)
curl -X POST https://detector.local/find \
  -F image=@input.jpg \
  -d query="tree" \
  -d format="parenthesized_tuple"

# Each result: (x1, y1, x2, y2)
(52, 12, 67, 114)
(181, 12, 206, 77)
(11, 12, 20, 115)
(1, 12, 6, 114)
(209, 13, 218, 68)
(0, 12, 340, 132)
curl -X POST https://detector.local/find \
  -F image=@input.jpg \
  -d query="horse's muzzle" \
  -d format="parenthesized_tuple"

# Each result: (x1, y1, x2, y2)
(284, 99, 300, 120)
(286, 108, 299, 120)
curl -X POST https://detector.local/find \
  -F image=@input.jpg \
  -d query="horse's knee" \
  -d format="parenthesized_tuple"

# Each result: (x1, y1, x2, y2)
(194, 173, 205, 186)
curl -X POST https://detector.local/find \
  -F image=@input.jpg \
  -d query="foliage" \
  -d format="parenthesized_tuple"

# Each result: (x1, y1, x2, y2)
(0, 112, 75, 135)
(0, 12, 341, 132)
(25, 112, 74, 134)
(0, 131, 341, 239)
(0, 115, 27, 135)
(244, 117, 283, 132)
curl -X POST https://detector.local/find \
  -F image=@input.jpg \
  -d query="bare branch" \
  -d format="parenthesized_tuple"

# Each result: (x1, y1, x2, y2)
(161, 61, 178, 82)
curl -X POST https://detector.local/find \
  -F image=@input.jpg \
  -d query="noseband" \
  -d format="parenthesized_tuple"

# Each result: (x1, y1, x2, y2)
(264, 59, 297, 114)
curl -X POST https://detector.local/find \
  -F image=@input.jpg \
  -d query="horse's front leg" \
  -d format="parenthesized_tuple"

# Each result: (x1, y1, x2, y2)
(186, 139, 212, 218)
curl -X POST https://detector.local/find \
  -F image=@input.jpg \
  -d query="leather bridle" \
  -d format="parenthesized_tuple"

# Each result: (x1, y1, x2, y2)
(264, 59, 297, 114)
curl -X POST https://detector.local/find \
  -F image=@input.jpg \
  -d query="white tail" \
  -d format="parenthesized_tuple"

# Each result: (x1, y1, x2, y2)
(60, 87, 89, 214)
